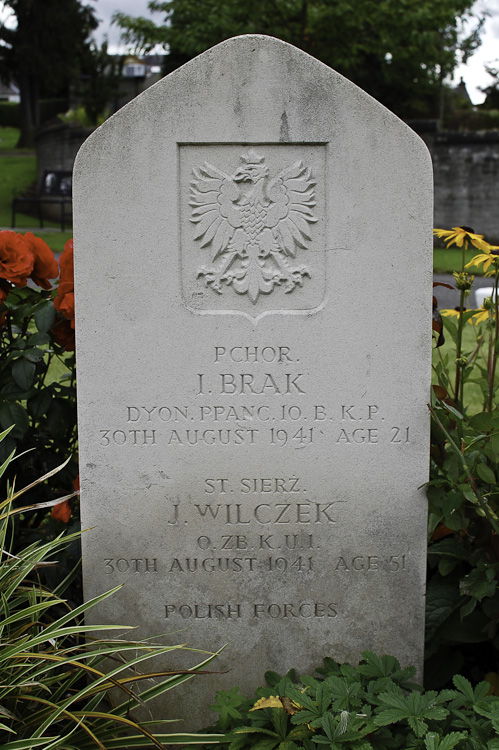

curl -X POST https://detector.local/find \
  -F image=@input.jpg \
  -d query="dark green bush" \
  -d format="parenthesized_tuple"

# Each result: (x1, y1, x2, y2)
(0, 102, 20, 128)
(205, 651, 499, 749)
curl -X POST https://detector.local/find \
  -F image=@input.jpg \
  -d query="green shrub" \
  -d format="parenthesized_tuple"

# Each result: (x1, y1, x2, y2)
(428, 227, 499, 686)
(0, 428, 223, 749)
(205, 651, 499, 749)
(0, 102, 20, 129)
(0, 232, 77, 548)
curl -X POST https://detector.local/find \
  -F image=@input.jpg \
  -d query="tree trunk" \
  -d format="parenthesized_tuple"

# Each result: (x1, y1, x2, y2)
(16, 69, 38, 149)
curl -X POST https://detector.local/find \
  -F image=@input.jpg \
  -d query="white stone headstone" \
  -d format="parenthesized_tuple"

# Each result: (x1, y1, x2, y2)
(74, 35, 432, 728)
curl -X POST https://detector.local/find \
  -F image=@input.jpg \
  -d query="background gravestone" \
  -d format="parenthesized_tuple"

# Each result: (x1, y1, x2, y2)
(74, 35, 433, 728)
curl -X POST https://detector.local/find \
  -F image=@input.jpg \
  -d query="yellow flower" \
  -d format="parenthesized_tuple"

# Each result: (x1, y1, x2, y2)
(250, 696, 284, 711)
(441, 305, 493, 325)
(470, 307, 490, 325)
(469, 297, 494, 324)
(434, 226, 489, 251)
(466, 252, 495, 274)
(468, 248, 499, 277)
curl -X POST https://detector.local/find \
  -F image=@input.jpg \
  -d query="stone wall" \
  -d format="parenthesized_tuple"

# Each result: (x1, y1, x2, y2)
(35, 120, 92, 184)
(411, 121, 499, 242)
(35, 117, 499, 241)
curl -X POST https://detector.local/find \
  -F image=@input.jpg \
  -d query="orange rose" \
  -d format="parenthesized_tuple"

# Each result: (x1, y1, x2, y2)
(51, 316, 75, 351)
(24, 232, 58, 289)
(54, 239, 75, 328)
(0, 230, 34, 287)
(51, 498, 72, 523)
(54, 281, 75, 327)
(59, 239, 74, 283)
(50, 475, 79, 524)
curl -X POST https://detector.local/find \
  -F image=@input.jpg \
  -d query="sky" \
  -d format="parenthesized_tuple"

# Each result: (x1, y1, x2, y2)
(1, 0, 499, 104)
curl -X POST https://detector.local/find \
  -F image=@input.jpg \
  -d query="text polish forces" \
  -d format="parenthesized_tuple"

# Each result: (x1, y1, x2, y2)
(163, 602, 338, 619)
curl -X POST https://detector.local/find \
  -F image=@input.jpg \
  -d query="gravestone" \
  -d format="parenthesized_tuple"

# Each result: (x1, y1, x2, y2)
(74, 35, 432, 728)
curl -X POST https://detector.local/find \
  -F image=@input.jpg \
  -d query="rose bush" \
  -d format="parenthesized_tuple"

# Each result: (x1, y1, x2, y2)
(0, 231, 77, 552)
(0, 230, 59, 299)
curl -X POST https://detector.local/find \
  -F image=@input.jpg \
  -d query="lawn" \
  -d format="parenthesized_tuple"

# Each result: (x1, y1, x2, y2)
(433, 246, 482, 275)
(0, 126, 21, 150)
(0, 126, 72, 233)
(0, 151, 37, 228)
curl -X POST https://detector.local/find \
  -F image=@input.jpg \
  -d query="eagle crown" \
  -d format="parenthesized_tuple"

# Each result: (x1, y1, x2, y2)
(234, 150, 269, 183)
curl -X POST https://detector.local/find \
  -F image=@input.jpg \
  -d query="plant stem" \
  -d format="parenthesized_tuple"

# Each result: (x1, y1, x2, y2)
(488, 266, 499, 412)
(454, 244, 467, 405)
(455, 288, 465, 405)
(430, 404, 499, 535)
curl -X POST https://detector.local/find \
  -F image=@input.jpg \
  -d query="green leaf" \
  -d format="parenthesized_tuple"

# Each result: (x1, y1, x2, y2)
(22, 347, 45, 363)
(11, 358, 36, 390)
(452, 674, 476, 702)
(272, 707, 289, 739)
(0, 740, 60, 750)
(28, 331, 50, 346)
(27, 389, 53, 419)
(428, 538, 467, 561)
(441, 315, 458, 340)
(476, 463, 496, 484)
(425, 577, 461, 641)
(34, 300, 56, 333)
(45, 398, 73, 439)
(469, 412, 494, 432)
(424, 731, 468, 750)
(441, 401, 464, 420)
(0, 402, 29, 440)
(459, 597, 477, 619)
(439, 557, 459, 576)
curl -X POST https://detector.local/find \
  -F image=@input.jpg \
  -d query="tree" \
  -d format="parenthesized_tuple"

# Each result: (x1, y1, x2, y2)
(113, 0, 483, 119)
(0, 0, 98, 147)
(480, 65, 499, 110)
(78, 41, 124, 127)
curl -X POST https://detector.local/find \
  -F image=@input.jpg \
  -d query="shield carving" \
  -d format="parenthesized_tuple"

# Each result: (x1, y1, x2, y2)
(180, 144, 327, 323)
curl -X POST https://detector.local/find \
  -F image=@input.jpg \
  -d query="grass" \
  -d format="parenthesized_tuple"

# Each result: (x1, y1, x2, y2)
(0, 126, 72, 232)
(0, 125, 21, 150)
(433, 247, 482, 275)
(0, 151, 37, 227)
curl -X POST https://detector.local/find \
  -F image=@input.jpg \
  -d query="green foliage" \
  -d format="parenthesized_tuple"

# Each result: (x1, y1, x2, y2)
(0, 0, 99, 146)
(77, 40, 124, 127)
(113, 0, 482, 118)
(0, 102, 20, 129)
(0, 233, 77, 567)
(0, 283, 78, 521)
(0, 430, 224, 749)
(428, 228, 499, 686)
(204, 652, 499, 749)
(58, 106, 108, 129)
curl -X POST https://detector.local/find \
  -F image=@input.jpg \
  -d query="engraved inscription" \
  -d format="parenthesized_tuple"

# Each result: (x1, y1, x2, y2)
(163, 602, 337, 619)
(191, 150, 317, 304)
(98, 345, 415, 448)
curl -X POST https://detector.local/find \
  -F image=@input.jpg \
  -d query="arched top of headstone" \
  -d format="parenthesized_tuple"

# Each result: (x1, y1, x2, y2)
(76, 33, 430, 174)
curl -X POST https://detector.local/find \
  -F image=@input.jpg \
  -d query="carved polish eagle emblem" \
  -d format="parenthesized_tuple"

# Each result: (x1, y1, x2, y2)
(190, 150, 318, 304)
